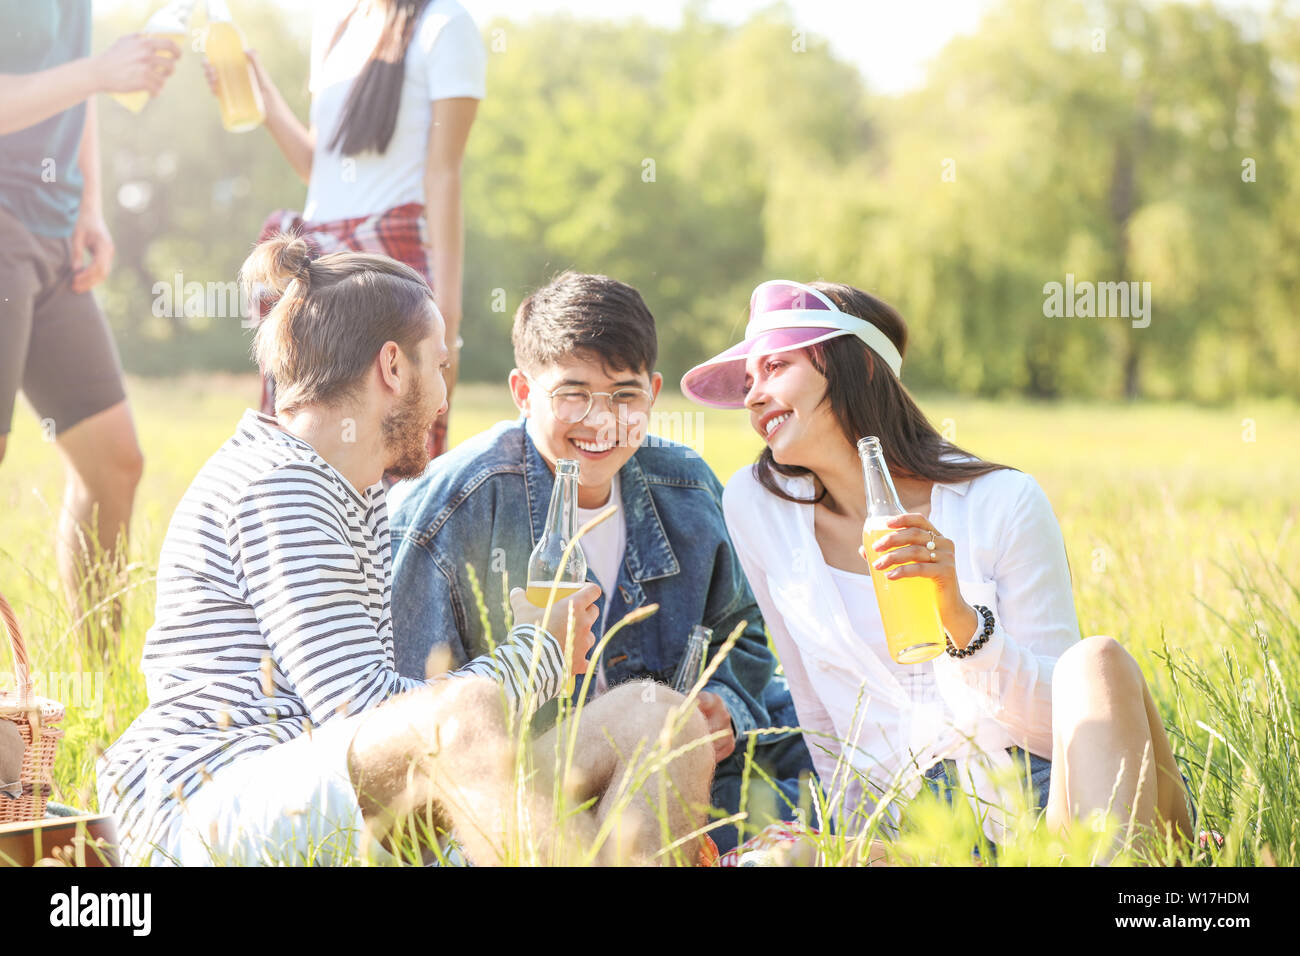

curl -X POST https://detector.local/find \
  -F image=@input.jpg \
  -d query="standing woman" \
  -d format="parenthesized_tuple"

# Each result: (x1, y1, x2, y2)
(207, 0, 484, 459)
(682, 280, 1195, 861)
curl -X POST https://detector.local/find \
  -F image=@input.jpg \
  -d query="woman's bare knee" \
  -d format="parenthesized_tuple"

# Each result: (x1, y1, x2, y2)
(1059, 634, 1135, 670)
(1055, 636, 1144, 700)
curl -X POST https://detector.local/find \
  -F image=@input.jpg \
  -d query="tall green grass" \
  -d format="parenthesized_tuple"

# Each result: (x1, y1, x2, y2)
(0, 377, 1296, 864)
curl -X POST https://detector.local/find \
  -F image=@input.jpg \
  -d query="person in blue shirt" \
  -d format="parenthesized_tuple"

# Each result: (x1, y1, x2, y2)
(389, 270, 815, 853)
(0, 2, 179, 636)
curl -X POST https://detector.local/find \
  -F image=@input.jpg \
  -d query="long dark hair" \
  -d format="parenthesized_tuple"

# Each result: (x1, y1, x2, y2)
(755, 281, 1013, 511)
(326, 0, 433, 157)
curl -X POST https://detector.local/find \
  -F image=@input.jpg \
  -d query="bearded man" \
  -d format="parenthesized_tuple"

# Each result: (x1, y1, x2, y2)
(96, 237, 712, 867)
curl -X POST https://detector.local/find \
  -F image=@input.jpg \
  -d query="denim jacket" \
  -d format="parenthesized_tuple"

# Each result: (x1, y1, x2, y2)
(388, 418, 785, 735)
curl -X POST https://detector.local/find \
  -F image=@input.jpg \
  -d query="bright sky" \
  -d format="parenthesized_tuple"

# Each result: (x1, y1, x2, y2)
(467, 0, 992, 94)
(103, 0, 1280, 95)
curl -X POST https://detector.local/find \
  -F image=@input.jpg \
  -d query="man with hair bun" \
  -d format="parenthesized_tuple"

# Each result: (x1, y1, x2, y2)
(97, 239, 712, 866)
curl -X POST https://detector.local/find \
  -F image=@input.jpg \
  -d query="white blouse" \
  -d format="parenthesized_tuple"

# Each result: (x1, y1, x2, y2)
(722, 460, 1080, 842)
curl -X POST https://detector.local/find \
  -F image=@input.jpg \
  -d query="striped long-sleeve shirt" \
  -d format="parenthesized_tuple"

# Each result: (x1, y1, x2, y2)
(97, 410, 564, 863)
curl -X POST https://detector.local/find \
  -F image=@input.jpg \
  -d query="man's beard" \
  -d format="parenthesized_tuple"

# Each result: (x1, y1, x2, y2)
(381, 377, 432, 481)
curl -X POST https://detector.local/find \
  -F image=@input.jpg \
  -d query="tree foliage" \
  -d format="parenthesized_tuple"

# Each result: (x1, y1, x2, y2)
(93, 0, 1299, 402)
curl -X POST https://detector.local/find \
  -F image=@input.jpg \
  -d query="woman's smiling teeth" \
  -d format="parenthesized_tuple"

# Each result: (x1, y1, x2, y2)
(573, 437, 614, 453)
(764, 413, 791, 437)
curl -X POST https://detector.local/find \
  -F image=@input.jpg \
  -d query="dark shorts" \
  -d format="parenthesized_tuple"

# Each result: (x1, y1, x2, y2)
(922, 746, 1048, 858)
(924, 747, 1200, 855)
(711, 730, 817, 855)
(924, 746, 1052, 815)
(0, 203, 126, 437)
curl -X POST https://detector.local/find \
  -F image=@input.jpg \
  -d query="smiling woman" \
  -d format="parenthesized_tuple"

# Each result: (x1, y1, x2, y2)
(682, 279, 1197, 861)
(683, 280, 1007, 506)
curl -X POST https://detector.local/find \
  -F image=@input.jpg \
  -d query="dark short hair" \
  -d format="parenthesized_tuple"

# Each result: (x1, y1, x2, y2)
(512, 271, 657, 376)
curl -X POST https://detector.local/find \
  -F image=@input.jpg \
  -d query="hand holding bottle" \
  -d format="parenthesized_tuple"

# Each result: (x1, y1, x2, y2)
(200, 47, 268, 101)
(200, 1, 265, 132)
(857, 436, 951, 663)
(696, 691, 736, 763)
(509, 583, 601, 677)
(96, 34, 181, 97)
(859, 513, 979, 650)
(671, 625, 734, 762)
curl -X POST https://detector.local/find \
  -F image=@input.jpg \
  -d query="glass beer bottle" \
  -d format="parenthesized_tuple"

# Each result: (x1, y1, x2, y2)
(526, 459, 589, 693)
(671, 625, 711, 694)
(204, 0, 265, 132)
(857, 436, 946, 664)
(111, 0, 195, 114)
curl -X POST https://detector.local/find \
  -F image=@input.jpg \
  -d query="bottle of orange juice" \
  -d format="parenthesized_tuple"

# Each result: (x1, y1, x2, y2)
(857, 436, 946, 664)
(204, 0, 265, 132)
(110, 0, 196, 114)
(527, 459, 589, 693)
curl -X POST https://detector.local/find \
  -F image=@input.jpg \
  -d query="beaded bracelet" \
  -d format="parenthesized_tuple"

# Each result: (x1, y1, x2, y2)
(946, 604, 994, 659)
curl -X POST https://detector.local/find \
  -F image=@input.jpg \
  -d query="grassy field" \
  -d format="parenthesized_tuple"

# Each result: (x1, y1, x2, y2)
(1, 376, 1297, 865)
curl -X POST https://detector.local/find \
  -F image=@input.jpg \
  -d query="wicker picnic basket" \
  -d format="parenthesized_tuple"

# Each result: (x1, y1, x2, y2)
(0, 590, 65, 824)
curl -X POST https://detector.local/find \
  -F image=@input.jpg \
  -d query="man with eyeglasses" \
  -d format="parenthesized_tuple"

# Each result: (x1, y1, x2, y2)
(387, 270, 814, 855)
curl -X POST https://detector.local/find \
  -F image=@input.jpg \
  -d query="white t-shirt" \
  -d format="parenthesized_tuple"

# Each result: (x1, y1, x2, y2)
(303, 0, 487, 223)
(576, 474, 627, 696)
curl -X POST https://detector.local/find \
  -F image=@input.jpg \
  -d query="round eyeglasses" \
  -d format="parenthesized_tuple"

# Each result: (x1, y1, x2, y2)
(534, 382, 654, 424)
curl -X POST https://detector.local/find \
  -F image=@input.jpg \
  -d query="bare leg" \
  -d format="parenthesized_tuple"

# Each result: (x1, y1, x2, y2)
(345, 676, 596, 865)
(1045, 636, 1193, 860)
(533, 683, 715, 865)
(53, 401, 144, 643)
(346, 679, 713, 866)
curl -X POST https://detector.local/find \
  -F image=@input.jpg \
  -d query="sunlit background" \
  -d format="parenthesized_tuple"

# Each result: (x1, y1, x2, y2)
(3, 1, 1296, 860)
(88, 0, 1300, 401)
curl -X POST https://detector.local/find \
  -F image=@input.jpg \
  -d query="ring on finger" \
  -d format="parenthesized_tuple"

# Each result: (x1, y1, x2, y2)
(926, 531, 937, 552)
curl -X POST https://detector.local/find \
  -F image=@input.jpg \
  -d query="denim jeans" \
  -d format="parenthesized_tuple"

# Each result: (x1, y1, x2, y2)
(921, 746, 1051, 857)
(923, 748, 1200, 855)
(709, 730, 816, 854)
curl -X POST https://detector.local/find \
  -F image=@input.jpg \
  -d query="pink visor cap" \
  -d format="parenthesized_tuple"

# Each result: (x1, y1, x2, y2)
(680, 280, 904, 408)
